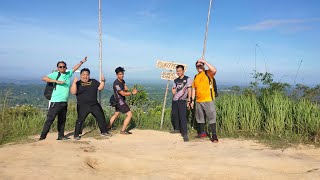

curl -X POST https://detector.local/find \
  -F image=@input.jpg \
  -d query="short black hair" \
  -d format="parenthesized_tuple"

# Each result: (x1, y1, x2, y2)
(57, 61, 67, 67)
(176, 65, 185, 70)
(115, 67, 125, 74)
(195, 61, 204, 66)
(80, 68, 90, 74)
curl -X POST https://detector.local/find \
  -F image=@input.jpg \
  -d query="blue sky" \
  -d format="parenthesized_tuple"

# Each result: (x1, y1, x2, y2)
(0, 0, 319, 85)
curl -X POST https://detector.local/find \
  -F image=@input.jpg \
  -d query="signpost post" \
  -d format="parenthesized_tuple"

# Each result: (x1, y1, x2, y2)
(156, 60, 187, 129)
(160, 78, 170, 130)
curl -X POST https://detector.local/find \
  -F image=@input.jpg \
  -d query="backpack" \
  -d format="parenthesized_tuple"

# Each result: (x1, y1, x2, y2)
(44, 72, 61, 100)
(194, 70, 218, 100)
(109, 95, 119, 107)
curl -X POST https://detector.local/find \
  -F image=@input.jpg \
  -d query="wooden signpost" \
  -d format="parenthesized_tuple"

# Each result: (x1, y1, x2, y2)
(161, 72, 177, 81)
(156, 61, 188, 71)
(156, 60, 187, 129)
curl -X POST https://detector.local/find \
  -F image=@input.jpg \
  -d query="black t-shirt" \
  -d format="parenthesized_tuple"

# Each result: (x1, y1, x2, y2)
(113, 79, 126, 106)
(76, 79, 100, 105)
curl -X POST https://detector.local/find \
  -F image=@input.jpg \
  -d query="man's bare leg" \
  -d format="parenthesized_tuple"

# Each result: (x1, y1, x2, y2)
(108, 112, 120, 129)
(121, 111, 133, 132)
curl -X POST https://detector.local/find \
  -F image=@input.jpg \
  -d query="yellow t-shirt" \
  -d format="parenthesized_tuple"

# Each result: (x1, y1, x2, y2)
(192, 70, 215, 102)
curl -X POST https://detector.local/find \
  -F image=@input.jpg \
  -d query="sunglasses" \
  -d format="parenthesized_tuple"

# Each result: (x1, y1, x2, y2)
(196, 65, 203, 68)
(59, 66, 66, 69)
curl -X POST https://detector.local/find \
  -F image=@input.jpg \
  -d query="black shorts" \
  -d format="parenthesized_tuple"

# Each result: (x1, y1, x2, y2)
(115, 103, 130, 114)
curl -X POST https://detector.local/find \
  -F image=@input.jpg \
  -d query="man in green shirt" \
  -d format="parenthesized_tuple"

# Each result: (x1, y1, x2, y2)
(39, 57, 87, 141)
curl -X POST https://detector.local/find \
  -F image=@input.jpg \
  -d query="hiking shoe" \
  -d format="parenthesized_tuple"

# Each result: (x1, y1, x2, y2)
(195, 133, 207, 138)
(211, 134, 219, 143)
(183, 135, 189, 142)
(38, 137, 45, 141)
(101, 132, 112, 137)
(170, 130, 180, 134)
(110, 127, 117, 131)
(74, 136, 81, 140)
(57, 136, 70, 140)
(120, 131, 133, 135)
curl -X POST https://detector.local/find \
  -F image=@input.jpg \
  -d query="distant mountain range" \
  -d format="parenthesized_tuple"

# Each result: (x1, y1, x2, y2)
(0, 78, 248, 87)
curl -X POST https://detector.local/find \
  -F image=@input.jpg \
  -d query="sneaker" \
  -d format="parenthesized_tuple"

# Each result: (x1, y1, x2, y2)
(107, 126, 117, 131)
(120, 131, 133, 135)
(57, 136, 70, 140)
(74, 136, 81, 140)
(183, 135, 189, 142)
(211, 134, 219, 143)
(195, 133, 207, 138)
(170, 130, 180, 134)
(38, 137, 45, 141)
(101, 132, 112, 137)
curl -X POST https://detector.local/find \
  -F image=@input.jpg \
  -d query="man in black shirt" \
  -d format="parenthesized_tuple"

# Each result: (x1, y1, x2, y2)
(70, 68, 110, 140)
(108, 67, 138, 134)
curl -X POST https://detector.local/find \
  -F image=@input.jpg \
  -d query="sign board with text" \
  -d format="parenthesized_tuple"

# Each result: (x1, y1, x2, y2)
(156, 60, 188, 71)
(161, 72, 177, 81)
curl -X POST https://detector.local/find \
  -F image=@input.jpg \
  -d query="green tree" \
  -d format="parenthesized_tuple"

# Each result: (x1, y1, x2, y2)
(127, 85, 149, 108)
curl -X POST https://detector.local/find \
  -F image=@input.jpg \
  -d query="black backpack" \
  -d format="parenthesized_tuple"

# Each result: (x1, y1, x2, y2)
(194, 70, 218, 100)
(109, 95, 119, 107)
(44, 72, 61, 100)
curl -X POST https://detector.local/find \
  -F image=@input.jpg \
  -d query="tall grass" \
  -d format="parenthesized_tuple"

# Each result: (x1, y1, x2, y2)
(215, 92, 320, 142)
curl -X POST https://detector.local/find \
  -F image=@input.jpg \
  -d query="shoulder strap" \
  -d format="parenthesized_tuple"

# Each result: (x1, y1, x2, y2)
(205, 70, 218, 97)
(204, 70, 212, 84)
(53, 72, 61, 89)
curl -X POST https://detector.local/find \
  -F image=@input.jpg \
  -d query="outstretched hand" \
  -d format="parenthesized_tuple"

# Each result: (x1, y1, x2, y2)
(82, 56, 88, 63)
(132, 88, 138, 95)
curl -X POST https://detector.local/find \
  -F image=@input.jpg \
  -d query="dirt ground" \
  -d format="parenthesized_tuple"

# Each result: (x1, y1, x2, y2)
(0, 129, 319, 180)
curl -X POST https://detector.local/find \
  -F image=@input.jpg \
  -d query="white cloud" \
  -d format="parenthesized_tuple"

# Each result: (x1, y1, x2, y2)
(137, 10, 157, 19)
(238, 18, 320, 31)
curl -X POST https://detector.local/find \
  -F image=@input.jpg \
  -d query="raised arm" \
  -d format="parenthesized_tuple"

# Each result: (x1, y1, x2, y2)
(198, 59, 217, 76)
(98, 75, 106, 91)
(70, 76, 78, 95)
(72, 56, 87, 72)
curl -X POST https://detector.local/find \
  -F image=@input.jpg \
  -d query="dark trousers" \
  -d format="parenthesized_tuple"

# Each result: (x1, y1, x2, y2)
(172, 100, 188, 136)
(40, 102, 68, 139)
(74, 103, 108, 137)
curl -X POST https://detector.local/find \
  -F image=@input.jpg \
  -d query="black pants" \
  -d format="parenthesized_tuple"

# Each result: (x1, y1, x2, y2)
(40, 102, 68, 139)
(74, 103, 108, 137)
(172, 100, 188, 136)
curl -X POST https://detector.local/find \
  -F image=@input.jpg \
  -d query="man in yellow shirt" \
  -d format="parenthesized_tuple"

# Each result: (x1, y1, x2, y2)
(191, 59, 218, 143)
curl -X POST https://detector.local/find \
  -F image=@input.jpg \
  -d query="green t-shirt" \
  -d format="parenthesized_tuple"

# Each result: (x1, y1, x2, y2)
(47, 70, 74, 102)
